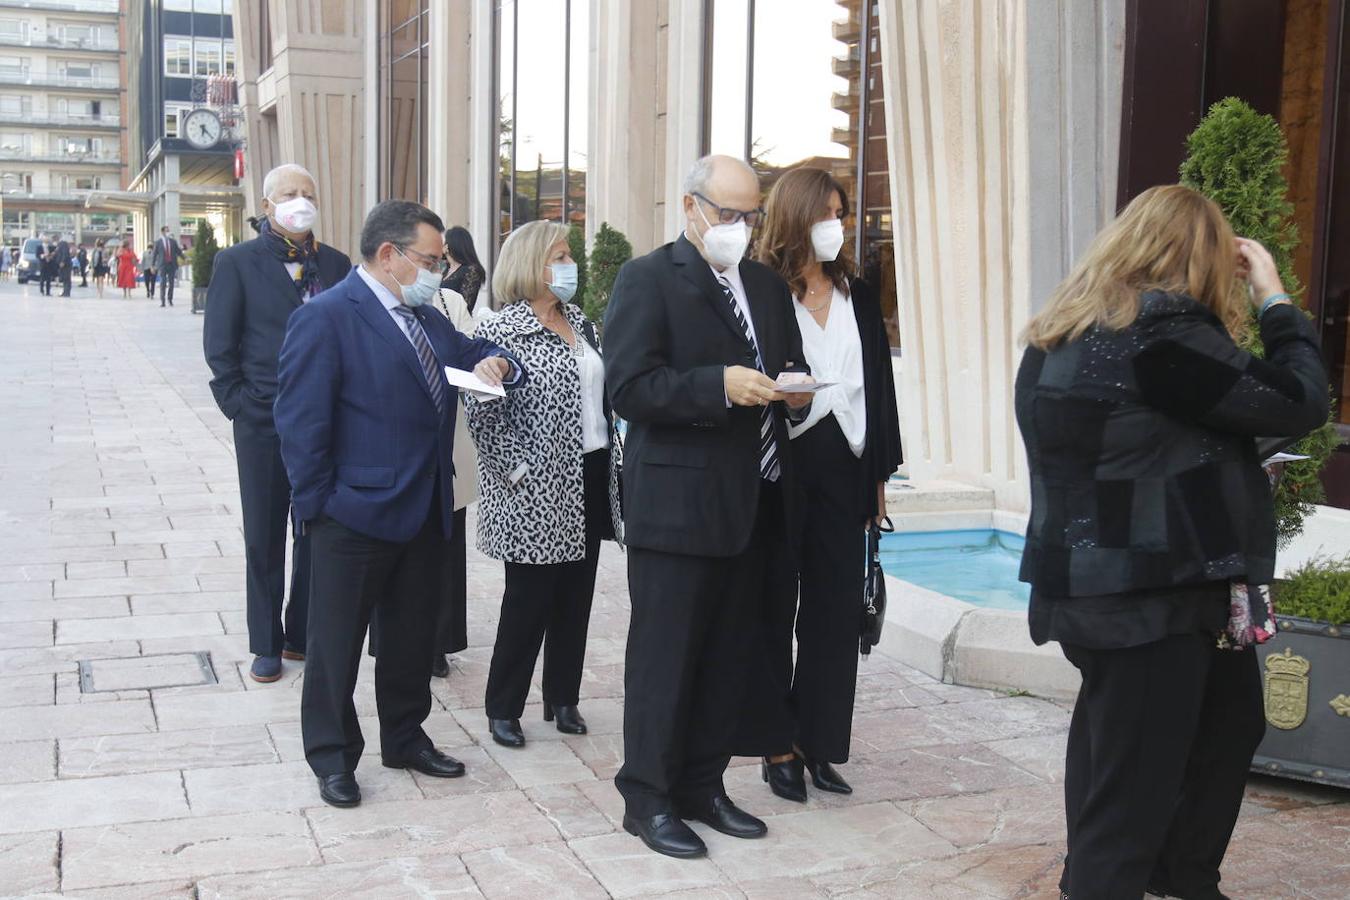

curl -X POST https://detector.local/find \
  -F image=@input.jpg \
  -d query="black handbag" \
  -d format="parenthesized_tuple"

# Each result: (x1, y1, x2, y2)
(860, 518, 893, 656)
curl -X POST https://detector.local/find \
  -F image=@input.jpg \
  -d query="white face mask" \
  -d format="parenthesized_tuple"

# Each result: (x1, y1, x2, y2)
(811, 218, 845, 262)
(270, 196, 318, 233)
(393, 248, 441, 307)
(693, 201, 750, 268)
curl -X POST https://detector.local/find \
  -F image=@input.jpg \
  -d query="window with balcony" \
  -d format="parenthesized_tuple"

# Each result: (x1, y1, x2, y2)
(165, 38, 192, 77)
(194, 39, 223, 77)
(57, 61, 101, 83)
(0, 55, 29, 80)
(1, 171, 33, 192)
(0, 19, 28, 44)
(164, 104, 192, 138)
(0, 94, 29, 118)
(56, 135, 103, 158)
(59, 174, 101, 192)
(0, 132, 31, 155)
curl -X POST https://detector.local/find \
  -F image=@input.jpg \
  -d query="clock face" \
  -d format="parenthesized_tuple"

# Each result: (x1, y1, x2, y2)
(183, 109, 222, 149)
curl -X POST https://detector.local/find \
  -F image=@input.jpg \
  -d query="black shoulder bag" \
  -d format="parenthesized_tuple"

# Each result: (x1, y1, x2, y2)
(860, 517, 894, 657)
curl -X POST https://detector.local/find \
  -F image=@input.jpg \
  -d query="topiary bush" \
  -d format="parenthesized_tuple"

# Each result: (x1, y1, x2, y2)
(191, 219, 220, 289)
(1180, 97, 1338, 548)
(1276, 554, 1350, 626)
(567, 224, 588, 308)
(584, 222, 632, 324)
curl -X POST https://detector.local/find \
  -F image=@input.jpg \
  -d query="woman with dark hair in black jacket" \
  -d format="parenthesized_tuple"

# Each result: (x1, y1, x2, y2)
(1016, 184, 1328, 900)
(754, 166, 903, 802)
(442, 225, 486, 311)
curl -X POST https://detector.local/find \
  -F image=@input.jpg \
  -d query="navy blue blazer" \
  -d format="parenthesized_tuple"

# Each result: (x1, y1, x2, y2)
(274, 267, 526, 543)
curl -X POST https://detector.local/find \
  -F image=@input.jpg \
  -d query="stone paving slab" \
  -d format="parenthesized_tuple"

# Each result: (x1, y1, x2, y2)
(1, 280, 1347, 898)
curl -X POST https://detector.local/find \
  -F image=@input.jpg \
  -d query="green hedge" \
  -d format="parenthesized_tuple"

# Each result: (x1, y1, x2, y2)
(1276, 554, 1350, 626)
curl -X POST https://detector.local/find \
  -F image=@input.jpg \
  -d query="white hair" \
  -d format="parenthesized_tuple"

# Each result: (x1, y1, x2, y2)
(262, 163, 316, 199)
(682, 154, 756, 196)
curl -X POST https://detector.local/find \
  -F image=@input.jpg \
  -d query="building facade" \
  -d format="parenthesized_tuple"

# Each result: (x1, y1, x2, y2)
(0, 0, 130, 249)
(231, 0, 1350, 513)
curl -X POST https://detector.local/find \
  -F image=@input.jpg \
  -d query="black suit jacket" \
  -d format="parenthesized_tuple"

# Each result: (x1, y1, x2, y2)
(603, 234, 809, 558)
(203, 236, 352, 428)
(54, 241, 72, 273)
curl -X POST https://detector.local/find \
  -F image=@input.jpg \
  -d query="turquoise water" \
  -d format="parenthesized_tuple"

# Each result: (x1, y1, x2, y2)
(878, 529, 1030, 610)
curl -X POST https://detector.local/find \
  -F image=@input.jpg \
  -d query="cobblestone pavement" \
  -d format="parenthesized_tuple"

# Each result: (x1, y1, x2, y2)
(1, 282, 1346, 898)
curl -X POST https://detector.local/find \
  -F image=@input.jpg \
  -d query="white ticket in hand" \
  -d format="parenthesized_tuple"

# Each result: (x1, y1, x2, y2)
(444, 365, 506, 400)
(774, 376, 835, 394)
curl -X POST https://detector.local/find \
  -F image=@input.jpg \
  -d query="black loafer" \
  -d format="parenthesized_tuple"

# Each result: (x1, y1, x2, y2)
(489, 717, 525, 748)
(676, 794, 767, 839)
(318, 772, 360, 808)
(762, 756, 807, 802)
(622, 813, 707, 859)
(431, 654, 450, 678)
(382, 747, 465, 778)
(544, 704, 587, 734)
(803, 756, 853, 794)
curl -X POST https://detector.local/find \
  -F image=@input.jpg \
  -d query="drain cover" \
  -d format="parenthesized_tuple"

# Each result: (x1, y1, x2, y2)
(78, 652, 217, 693)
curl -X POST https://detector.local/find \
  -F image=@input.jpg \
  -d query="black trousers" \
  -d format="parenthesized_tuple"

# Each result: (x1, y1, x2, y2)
(615, 480, 794, 818)
(233, 416, 309, 657)
(144, 271, 155, 298)
(369, 506, 468, 658)
(484, 450, 607, 718)
(38, 267, 52, 294)
(302, 508, 443, 776)
(769, 415, 866, 763)
(59, 268, 72, 297)
(159, 267, 175, 305)
(1059, 634, 1265, 899)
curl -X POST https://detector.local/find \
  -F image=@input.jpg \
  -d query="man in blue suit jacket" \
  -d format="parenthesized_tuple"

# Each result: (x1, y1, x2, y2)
(275, 200, 526, 809)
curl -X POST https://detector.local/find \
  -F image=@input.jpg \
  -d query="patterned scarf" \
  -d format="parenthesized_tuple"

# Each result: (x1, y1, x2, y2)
(257, 216, 322, 299)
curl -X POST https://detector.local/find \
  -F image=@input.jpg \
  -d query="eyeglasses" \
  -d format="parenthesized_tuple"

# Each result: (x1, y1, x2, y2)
(398, 245, 449, 276)
(692, 192, 764, 228)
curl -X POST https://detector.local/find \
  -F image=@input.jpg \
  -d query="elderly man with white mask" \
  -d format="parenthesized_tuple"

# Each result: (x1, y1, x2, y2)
(203, 163, 353, 683)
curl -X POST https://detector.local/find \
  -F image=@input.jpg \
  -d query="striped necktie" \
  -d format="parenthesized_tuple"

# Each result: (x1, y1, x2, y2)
(718, 276, 780, 482)
(392, 306, 448, 415)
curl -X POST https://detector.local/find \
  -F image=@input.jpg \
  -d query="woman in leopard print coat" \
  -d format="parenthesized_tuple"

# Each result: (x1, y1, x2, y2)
(465, 221, 622, 750)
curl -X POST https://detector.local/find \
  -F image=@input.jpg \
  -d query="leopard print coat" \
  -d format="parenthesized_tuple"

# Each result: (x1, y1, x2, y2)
(464, 300, 623, 564)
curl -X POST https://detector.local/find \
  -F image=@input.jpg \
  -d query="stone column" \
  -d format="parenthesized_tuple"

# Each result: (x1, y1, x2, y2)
(875, 0, 1123, 513)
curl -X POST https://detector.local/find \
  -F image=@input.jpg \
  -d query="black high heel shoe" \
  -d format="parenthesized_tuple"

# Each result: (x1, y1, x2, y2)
(802, 756, 852, 794)
(488, 717, 525, 748)
(544, 704, 588, 734)
(761, 755, 807, 802)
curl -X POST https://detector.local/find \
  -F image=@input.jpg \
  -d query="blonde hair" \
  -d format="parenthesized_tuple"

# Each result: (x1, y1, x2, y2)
(1023, 185, 1247, 349)
(492, 220, 571, 303)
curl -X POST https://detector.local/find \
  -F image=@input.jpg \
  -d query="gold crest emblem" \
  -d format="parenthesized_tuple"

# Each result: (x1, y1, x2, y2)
(1331, 694, 1350, 718)
(1264, 647, 1311, 731)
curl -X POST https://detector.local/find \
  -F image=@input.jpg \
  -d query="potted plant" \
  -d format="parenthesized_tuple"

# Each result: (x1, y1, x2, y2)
(583, 222, 632, 325)
(1253, 556, 1350, 787)
(190, 219, 220, 315)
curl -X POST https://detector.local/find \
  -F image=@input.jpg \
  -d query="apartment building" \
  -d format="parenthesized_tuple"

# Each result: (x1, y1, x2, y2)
(0, 0, 130, 248)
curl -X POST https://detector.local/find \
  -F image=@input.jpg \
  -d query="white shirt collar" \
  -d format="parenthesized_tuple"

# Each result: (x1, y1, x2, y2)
(710, 260, 746, 295)
(357, 263, 402, 313)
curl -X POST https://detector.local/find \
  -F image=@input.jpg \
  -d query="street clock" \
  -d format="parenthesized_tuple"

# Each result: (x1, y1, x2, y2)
(183, 108, 223, 150)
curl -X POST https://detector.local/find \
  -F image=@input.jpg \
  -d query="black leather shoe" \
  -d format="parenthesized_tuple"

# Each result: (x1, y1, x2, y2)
(622, 813, 707, 859)
(677, 794, 767, 839)
(489, 717, 525, 748)
(431, 654, 450, 678)
(383, 747, 465, 778)
(762, 756, 807, 802)
(803, 756, 853, 794)
(544, 704, 587, 734)
(318, 773, 360, 808)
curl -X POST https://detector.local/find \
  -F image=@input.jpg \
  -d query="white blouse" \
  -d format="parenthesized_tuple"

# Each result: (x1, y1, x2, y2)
(577, 338, 610, 453)
(788, 286, 867, 456)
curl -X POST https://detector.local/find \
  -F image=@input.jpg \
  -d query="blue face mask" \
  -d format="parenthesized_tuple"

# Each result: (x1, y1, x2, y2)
(395, 248, 441, 308)
(547, 262, 578, 303)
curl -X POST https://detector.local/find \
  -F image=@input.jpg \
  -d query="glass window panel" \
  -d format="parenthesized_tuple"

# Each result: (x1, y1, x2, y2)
(164, 0, 194, 11)
(498, 0, 516, 244)
(223, 41, 236, 77)
(165, 108, 180, 137)
(165, 38, 192, 76)
(0, 19, 27, 41)
(565, 0, 587, 230)
(511, 0, 567, 230)
(706, 0, 750, 158)
(379, 1, 428, 204)
(0, 94, 27, 116)
(195, 39, 223, 76)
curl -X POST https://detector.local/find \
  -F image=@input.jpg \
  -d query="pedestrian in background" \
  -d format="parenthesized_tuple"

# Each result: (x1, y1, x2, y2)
(38, 235, 54, 296)
(78, 245, 89, 287)
(204, 163, 351, 684)
(754, 166, 902, 802)
(116, 241, 139, 299)
(55, 235, 73, 298)
(441, 225, 486, 311)
(153, 226, 184, 307)
(465, 220, 623, 750)
(1015, 184, 1329, 899)
(141, 244, 156, 299)
(92, 240, 109, 298)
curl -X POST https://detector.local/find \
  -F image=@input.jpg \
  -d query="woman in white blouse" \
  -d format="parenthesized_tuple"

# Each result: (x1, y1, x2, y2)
(464, 221, 622, 750)
(754, 167, 903, 800)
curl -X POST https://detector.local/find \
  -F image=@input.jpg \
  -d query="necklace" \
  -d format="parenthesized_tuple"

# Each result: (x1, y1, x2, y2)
(800, 284, 833, 312)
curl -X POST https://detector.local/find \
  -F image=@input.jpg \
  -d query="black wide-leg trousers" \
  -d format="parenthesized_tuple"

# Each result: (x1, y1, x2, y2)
(1059, 634, 1265, 900)
(301, 510, 443, 777)
(233, 415, 310, 658)
(615, 480, 794, 818)
(484, 450, 608, 719)
(766, 415, 866, 763)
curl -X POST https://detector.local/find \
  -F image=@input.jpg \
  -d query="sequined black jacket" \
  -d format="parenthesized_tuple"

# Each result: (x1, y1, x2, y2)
(1015, 291, 1328, 597)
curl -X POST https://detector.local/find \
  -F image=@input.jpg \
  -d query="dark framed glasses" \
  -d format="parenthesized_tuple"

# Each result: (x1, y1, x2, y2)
(692, 192, 765, 228)
(398, 244, 449, 276)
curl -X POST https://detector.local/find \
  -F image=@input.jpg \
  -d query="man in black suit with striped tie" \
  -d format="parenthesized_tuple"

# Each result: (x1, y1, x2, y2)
(603, 155, 813, 859)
